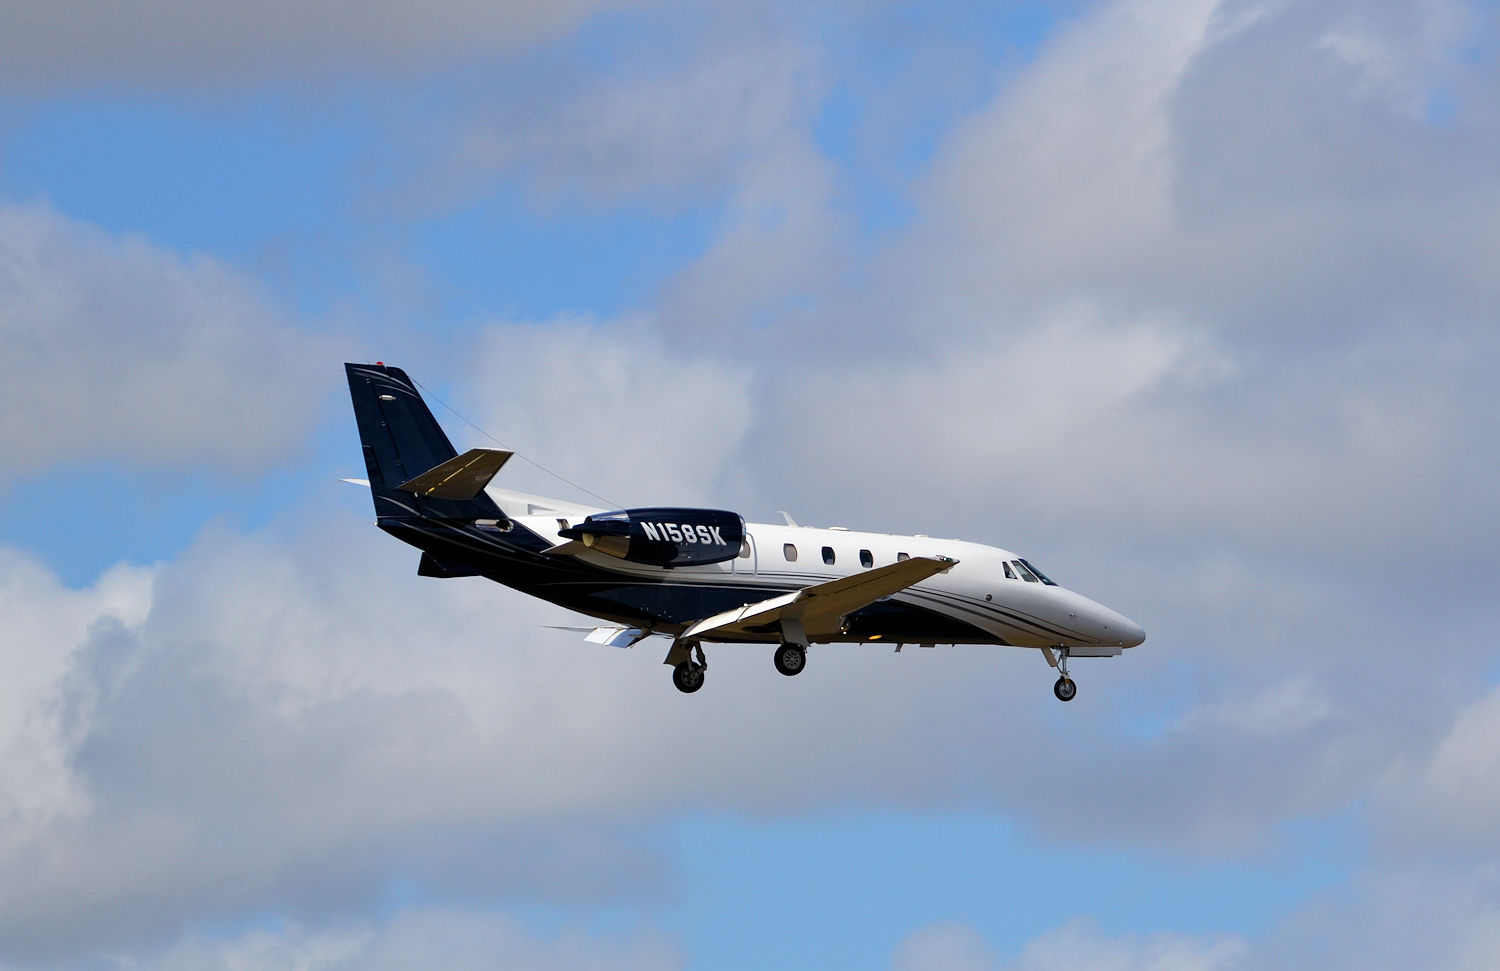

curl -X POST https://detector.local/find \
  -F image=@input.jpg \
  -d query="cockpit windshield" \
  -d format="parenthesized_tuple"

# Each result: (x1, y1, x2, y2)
(1018, 558, 1057, 586)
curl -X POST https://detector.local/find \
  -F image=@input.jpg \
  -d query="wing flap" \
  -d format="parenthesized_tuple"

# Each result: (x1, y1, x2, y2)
(395, 447, 512, 500)
(682, 555, 957, 642)
(584, 626, 649, 647)
(544, 625, 650, 648)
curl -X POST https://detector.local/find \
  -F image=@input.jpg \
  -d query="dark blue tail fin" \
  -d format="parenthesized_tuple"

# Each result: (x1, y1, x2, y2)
(344, 362, 503, 520)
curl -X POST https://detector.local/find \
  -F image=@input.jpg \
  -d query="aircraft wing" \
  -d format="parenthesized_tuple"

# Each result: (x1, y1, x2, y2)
(681, 555, 957, 643)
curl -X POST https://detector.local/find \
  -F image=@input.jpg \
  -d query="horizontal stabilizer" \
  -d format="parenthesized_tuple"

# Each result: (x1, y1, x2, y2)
(396, 448, 512, 500)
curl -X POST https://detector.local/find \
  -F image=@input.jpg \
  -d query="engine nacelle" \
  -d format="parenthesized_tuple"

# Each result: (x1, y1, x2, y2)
(559, 507, 745, 567)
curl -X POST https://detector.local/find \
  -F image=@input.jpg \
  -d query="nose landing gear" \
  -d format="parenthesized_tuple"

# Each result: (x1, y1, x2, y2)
(1052, 647, 1077, 702)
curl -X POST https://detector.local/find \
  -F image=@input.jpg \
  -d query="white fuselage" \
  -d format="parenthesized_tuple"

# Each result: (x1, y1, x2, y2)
(498, 486, 1144, 651)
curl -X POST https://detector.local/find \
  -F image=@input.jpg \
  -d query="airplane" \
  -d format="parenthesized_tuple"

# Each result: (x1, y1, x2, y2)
(345, 362, 1145, 700)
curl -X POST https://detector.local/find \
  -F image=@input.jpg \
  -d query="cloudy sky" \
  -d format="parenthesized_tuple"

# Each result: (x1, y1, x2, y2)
(1, 0, 1497, 967)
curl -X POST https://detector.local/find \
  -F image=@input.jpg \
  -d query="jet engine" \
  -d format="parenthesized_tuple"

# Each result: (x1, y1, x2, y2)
(559, 507, 745, 567)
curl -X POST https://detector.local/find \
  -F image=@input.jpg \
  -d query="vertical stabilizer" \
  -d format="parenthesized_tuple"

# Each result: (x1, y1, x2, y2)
(344, 362, 503, 520)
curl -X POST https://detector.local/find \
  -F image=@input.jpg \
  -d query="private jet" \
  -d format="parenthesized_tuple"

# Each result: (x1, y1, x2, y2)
(346, 362, 1144, 700)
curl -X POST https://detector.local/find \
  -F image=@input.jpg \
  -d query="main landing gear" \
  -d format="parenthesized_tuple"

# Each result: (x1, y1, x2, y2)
(673, 660, 705, 693)
(773, 642, 806, 677)
(667, 640, 810, 691)
(671, 641, 708, 694)
(1052, 647, 1076, 702)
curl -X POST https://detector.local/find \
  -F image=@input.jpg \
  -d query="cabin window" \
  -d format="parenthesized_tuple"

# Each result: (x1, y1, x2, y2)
(822, 546, 836, 565)
(1014, 560, 1039, 582)
(1003, 562, 1016, 580)
(897, 552, 909, 562)
(859, 549, 873, 568)
(739, 539, 751, 558)
(783, 543, 798, 562)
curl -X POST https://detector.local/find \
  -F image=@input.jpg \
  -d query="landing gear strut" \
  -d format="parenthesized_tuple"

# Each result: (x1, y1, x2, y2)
(773, 642, 806, 677)
(671, 641, 708, 694)
(1052, 647, 1076, 702)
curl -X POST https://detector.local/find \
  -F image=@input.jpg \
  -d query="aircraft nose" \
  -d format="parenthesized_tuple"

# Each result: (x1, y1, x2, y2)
(1063, 589, 1145, 647)
(1094, 610, 1145, 648)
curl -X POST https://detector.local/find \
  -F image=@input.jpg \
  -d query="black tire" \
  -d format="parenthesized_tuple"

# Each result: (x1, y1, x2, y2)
(773, 643, 806, 677)
(673, 661, 705, 694)
(1053, 676, 1077, 702)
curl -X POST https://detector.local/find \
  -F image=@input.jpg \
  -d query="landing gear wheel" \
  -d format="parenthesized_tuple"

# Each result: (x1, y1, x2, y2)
(673, 661, 706, 694)
(773, 643, 806, 677)
(1053, 676, 1077, 702)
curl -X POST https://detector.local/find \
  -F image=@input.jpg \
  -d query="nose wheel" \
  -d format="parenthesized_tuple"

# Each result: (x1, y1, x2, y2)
(1051, 647, 1077, 702)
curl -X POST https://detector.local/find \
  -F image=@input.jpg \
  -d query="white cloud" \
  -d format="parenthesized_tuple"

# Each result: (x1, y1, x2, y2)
(421, 34, 845, 337)
(455, 315, 755, 505)
(320, 909, 684, 971)
(1313, 0, 1476, 116)
(1377, 681, 1500, 856)
(1005, 919, 1245, 971)
(757, 303, 1208, 531)
(0, 548, 153, 855)
(0, 203, 330, 481)
(440, 38, 827, 208)
(0, 0, 633, 88)
(1173, 678, 1332, 738)
(892, 921, 1000, 971)
(658, 132, 846, 339)
(1247, 863, 1500, 970)
(920, 0, 1223, 296)
(49, 906, 684, 971)
(804, 0, 1500, 569)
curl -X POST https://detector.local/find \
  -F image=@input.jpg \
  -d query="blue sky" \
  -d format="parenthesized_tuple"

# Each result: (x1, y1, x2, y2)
(1, 1, 1498, 968)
